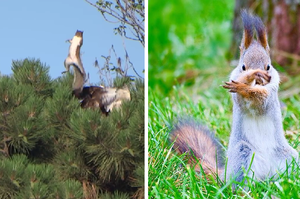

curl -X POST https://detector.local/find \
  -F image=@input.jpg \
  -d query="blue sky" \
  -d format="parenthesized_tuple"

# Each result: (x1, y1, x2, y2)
(0, 1, 144, 84)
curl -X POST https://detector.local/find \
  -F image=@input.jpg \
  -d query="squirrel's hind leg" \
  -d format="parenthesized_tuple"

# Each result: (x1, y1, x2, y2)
(62, 57, 73, 74)
(226, 141, 253, 188)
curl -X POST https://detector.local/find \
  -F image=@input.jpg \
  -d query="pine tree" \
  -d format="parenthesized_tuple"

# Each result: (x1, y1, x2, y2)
(0, 58, 144, 198)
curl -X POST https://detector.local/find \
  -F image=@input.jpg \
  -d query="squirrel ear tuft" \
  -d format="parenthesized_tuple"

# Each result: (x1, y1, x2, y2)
(253, 16, 269, 50)
(241, 10, 254, 50)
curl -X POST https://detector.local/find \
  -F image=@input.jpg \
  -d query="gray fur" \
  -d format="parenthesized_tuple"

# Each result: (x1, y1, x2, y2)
(224, 11, 299, 186)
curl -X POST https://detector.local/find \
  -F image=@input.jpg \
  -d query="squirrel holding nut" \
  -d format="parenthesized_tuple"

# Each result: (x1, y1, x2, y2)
(170, 10, 299, 187)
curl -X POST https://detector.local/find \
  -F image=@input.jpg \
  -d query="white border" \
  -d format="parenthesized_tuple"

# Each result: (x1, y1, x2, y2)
(144, 0, 148, 197)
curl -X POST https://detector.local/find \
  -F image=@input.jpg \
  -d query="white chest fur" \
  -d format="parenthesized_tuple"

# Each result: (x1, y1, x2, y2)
(242, 115, 277, 179)
(70, 36, 81, 59)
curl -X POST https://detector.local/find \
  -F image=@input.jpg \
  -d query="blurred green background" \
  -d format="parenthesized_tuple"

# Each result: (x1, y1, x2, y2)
(149, 0, 235, 94)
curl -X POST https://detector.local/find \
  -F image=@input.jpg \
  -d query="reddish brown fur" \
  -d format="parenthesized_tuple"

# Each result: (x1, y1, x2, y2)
(236, 69, 271, 85)
(74, 30, 83, 61)
(242, 30, 252, 50)
(170, 122, 223, 176)
(223, 80, 268, 106)
(75, 30, 83, 38)
(253, 16, 268, 50)
(241, 10, 254, 50)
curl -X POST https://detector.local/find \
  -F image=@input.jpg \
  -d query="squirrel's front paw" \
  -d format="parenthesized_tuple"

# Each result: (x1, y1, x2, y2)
(223, 80, 247, 93)
(238, 70, 271, 86)
(252, 71, 271, 85)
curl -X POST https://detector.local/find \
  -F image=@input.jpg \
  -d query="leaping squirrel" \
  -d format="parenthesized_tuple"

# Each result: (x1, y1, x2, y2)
(63, 30, 86, 98)
(170, 10, 299, 187)
(63, 30, 130, 114)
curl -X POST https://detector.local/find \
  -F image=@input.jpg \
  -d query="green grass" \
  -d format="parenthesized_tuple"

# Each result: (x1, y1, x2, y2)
(148, 81, 300, 198)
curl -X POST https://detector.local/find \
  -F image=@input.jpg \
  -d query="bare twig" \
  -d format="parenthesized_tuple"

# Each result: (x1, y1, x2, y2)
(85, 0, 144, 83)
(84, 0, 144, 46)
(120, 34, 143, 79)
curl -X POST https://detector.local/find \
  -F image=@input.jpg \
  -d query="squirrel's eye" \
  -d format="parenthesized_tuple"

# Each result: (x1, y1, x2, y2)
(242, 64, 246, 71)
(266, 64, 270, 71)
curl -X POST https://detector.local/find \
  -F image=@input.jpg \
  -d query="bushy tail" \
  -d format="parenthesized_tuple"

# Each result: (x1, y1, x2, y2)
(169, 119, 225, 175)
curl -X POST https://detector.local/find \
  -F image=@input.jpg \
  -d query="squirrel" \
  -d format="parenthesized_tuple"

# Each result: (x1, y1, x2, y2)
(62, 30, 131, 113)
(170, 10, 299, 187)
(63, 30, 86, 98)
